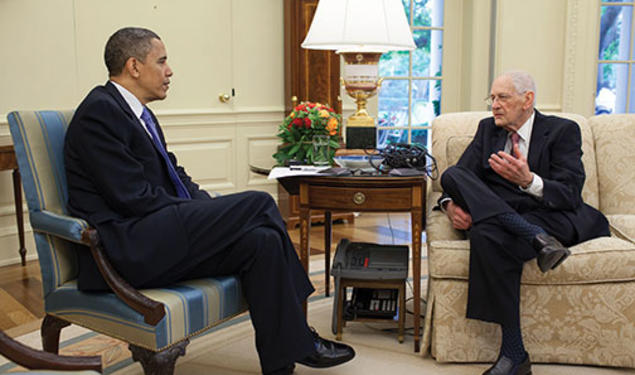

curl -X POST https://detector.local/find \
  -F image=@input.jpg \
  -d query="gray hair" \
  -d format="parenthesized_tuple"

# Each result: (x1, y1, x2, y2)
(104, 27, 160, 76)
(502, 70, 537, 105)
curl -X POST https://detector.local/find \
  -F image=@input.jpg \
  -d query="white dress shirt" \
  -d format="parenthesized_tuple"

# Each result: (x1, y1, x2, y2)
(506, 113, 544, 198)
(110, 80, 152, 138)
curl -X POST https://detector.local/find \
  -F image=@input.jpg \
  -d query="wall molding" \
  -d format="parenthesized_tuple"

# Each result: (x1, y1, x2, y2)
(0, 108, 283, 266)
(563, 0, 580, 113)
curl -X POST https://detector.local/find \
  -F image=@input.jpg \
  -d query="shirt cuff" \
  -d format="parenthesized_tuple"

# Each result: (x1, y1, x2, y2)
(439, 197, 452, 213)
(519, 173, 544, 198)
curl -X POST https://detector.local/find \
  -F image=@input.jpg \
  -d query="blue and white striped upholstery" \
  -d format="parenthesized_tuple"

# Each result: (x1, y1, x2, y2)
(11, 370, 99, 375)
(7, 111, 247, 351)
(13, 372, 99, 375)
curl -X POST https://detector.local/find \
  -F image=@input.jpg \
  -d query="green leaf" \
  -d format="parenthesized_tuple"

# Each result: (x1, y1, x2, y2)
(288, 143, 301, 155)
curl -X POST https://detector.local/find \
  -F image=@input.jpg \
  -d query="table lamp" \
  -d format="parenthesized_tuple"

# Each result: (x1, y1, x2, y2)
(301, 0, 415, 149)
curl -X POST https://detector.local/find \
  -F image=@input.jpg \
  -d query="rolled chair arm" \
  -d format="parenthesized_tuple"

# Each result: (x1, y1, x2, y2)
(0, 331, 102, 373)
(29, 210, 90, 244)
(30, 210, 165, 325)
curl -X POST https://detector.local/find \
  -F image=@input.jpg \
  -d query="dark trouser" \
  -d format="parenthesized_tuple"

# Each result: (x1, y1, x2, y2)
(144, 191, 315, 373)
(441, 166, 576, 326)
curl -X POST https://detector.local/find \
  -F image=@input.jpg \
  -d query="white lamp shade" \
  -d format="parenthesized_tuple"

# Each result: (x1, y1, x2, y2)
(301, 0, 415, 53)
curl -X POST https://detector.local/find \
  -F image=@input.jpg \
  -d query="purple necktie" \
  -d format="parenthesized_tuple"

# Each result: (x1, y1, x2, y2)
(141, 107, 191, 199)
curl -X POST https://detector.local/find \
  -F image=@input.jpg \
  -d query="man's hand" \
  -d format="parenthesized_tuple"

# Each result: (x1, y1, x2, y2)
(446, 201, 472, 230)
(488, 143, 533, 187)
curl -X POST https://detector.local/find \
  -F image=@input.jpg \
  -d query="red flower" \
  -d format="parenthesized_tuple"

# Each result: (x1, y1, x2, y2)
(304, 118, 312, 128)
(297, 105, 306, 111)
(292, 118, 303, 127)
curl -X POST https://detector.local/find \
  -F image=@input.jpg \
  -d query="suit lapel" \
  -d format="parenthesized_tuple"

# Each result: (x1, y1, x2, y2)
(527, 110, 549, 170)
(104, 81, 140, 124)
(492, 126, 507, 154)
(104, 81, 160, 150)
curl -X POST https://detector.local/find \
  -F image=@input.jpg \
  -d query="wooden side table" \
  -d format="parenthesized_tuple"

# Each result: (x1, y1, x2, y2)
(248, 164, 355, 230)
(296, 175, 426, 352)
(0, 145, 26, 266)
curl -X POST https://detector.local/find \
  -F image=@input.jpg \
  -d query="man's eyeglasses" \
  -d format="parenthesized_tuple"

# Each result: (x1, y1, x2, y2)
(484, 94, 514, 106)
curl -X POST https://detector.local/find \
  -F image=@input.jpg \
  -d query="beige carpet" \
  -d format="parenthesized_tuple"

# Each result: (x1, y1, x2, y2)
(3, 297, 634, 374)
(1, 254, 633, 374)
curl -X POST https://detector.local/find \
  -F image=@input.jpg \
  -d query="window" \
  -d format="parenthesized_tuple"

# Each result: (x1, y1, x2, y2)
(377, 0, 444, 149)
(596, 0, 635, 114)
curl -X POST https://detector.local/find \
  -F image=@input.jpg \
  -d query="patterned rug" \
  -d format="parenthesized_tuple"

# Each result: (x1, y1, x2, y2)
(1, 255, 632, 374)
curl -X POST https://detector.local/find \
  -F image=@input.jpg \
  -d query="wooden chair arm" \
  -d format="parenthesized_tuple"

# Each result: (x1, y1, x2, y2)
(81, 229, 166, 325)
(0, 331, 102, 373)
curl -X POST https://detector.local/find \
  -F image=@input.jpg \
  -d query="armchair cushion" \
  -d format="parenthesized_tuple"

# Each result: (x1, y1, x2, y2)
(428, 237, 635, 284)
(45, 276, 247, 351)
(445, 136, 474, 167)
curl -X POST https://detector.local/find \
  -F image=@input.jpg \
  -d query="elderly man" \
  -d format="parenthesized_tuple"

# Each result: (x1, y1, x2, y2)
(438, 71, 609, 375)
(64, 27, 354, 375)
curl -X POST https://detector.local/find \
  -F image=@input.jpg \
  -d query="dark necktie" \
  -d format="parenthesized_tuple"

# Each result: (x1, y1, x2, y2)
(510, 132, 520, 155)
(141, 107, 191, 199)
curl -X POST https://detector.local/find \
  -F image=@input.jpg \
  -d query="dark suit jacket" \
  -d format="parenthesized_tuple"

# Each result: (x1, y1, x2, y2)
(65, 81, 212, 290)
(438, 110, 608, 244)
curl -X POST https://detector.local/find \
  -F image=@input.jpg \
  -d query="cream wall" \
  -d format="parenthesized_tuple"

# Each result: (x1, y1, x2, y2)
(455, 0, 600, 116)
(0, 0, 281, 266)
(0, 0, 604, 266)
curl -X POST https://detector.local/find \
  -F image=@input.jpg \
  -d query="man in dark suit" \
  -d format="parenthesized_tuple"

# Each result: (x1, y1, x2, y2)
(438, 71, 609, 375)
(64, 27, 354, 375)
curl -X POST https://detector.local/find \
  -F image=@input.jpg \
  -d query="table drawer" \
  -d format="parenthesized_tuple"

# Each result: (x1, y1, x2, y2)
(307, 186, 413, 210)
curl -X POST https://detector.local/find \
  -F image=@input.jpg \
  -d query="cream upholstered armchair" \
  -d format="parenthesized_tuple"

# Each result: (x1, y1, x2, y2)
(422, 112, 635, 368)
(7, 111, 248, 375)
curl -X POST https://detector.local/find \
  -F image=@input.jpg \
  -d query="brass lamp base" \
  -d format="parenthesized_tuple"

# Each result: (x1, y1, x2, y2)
(340, 52, 383, 150)
(346, 126, 376, 149)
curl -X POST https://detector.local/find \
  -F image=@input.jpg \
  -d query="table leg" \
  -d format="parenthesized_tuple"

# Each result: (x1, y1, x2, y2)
(300, 204, 311, 316)
(411, 208, 423, 352)
(12, 169, 26, 266)
(324, 211, 332, 297)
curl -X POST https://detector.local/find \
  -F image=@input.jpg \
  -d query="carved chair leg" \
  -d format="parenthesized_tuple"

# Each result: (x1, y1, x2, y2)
(41, 314, 70, 354)
(129, 339, 189, 375)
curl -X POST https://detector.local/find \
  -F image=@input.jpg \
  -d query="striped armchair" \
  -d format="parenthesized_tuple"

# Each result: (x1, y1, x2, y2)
(7, 111, 248, 375)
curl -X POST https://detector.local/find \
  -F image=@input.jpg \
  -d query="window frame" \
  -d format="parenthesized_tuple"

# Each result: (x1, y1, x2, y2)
(377, 0, 445, 149)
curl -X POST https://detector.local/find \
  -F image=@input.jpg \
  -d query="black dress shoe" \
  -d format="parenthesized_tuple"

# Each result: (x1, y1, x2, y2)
(533, 233, 571, 273)
(483, 353, 531, 375)
(264, 363, 295, 375)
(296, 328, 355, 368)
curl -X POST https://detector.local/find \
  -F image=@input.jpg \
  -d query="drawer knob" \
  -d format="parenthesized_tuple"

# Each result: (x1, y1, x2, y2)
(352, 192, 366, 205)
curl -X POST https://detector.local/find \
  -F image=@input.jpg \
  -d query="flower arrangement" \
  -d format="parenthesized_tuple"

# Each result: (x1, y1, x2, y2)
(273, 101, 341, 165)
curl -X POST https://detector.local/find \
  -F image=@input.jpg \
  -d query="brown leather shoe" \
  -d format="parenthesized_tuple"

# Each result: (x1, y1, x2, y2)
(533, 233, 571, 273)
(483, 353, 531, 375)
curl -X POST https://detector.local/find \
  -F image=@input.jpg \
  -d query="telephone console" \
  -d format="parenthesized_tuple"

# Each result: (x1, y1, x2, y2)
(331, 239, 408, 333)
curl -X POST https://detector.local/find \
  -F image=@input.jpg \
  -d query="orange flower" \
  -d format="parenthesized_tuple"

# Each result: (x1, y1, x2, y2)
(326, 117, 338, 135)
(318, 109, 330, 118)
(289, 112, 295, 118)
